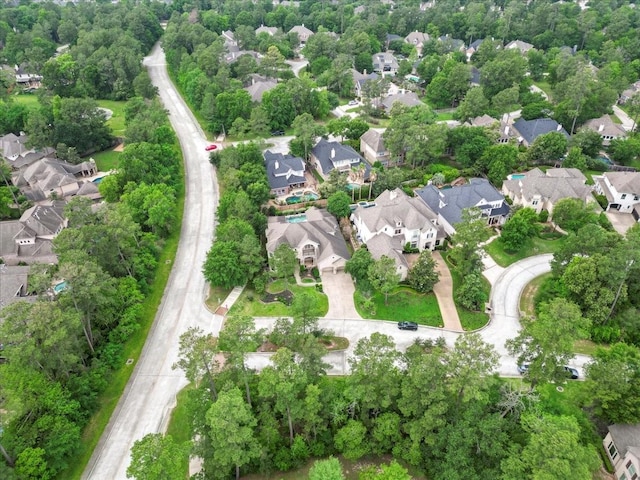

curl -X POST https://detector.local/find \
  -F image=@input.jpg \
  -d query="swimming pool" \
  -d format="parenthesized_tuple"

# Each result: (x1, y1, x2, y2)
(92, 177, 104, 184)
(509, 174, 526, 180)
(286, 214, 307, 223)
(285, 192, 319, 204)
(53, 281, 68, 293)
(597, 155, 613, 165)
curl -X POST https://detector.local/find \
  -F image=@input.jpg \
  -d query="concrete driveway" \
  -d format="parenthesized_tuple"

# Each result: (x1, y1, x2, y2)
(606, 210, 637, 235)
(320, 271, 361, 319)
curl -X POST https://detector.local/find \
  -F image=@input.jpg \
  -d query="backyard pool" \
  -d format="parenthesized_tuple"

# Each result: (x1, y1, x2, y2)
(597, 155, 613, 165)
(285, 192, 319, 204)
(53, 280, 68, 294)
(285, 214, 307, 223)
(509, 174, 526, 180)
(92, 177, 104, 184)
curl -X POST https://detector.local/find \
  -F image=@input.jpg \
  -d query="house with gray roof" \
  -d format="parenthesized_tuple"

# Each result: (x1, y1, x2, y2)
(360, 128, 393, 166)
(0, 265, 36, 310)
(466, 38, 485, 61)
(289, 24, 314, 44)
(12, 157, 97, 201)
(437, 35, 465, 52)
(264, 150, 306, 196)
(0, 200, 66, 265)
(583, 115, 627, 146)
(381, 91, 424, 114)
(256, 25, 279, 36)
(404, 31, 430, 56)
(505, 40, 534, 55)
(502, 168, 594, 220)
(512, 118, 570, 146)
(416, 178, 510, 235)
(372, 51, 399, 76)
(266, 207, 350, 274)
(310, 139, 371, 180)
(604, 424, 640, 480)
(594, 172, 640, 220)
(1, 133, 54, 169)
(351, 189, 444, 279)
(352, 69, 380, 98)
(244, 77, 278, 103)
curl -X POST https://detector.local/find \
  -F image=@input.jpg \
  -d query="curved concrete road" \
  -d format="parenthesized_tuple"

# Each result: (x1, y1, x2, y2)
(248, 254, 590, 376)
(83, 44, 220, 479)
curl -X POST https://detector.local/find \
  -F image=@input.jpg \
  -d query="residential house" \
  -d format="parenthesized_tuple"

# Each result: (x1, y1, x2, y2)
(14, 65, 42, 89)
(505, 40, 534, 55)
(583, 115, 627, 146)
(420, 1, 436, 10)
(310, 139, 370, 180)
(255, 25, 279, 36)
(466, 38, 484, 61)
(468, 114, 499, 128)
(1, 132, 54, 169)
(437, 35, 465, 52)
(360, 128, 393, 166)
(0, 265, 36, 310)
(244, 77, 278, 103)
(354, 5, 366, 15)
(0, 200, 66, 265)
(372, 51, 399, 76)
(289, 24, 314, 44)
(11, 157, 97, 201)
(266, 207, 350, 273)
(512, 117, 570, 146)
(224, 49, 260, 64)
(501, 168, 594, 219)
(594, 172, 640, 220)
(264, 150, 306, 196)
(404, 31, 430, 56)
(221, 30, 237, 47)
(603, 424, 640, 480)
(352, 69, 380, 98)
(381, 91, 424, 114)
(415, 178, 510, 235)
(619, 80, 640, 105)
(351, 189, 444, 280)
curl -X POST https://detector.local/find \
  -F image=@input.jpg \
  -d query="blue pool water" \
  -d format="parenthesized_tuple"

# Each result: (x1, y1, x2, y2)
(285, 192, 319, 204)
(510, 174, 526, 180)
(92, 177, 104, 184)
(53, 281, 68, 293)
(286, 214, 307, 223)
(597, 155, 613, 165)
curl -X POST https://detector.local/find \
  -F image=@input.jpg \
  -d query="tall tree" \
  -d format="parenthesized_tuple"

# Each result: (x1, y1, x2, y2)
(407, 250, 439, 293)
(368, 256, 400, 305)
(172, 327, 220, 402)
(126, 434, 189, 480)
(206, 387, 261, 480)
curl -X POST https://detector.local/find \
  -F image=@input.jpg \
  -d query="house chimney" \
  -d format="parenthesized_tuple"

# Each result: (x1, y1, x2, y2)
(598, 124, 604, 132)
(275, 160, 279, 169)
(504, 126, 510, 135)
(556, 124, 562, 131)
(331, 148, 336, 159)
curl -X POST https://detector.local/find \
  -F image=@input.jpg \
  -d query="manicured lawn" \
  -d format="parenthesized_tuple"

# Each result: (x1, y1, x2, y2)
(484, 234, 566, 267)
(354, 286, 443, 326)
(532, 80, 553, 101)
(96, 99, 127, 137)
(61, 156, 186, 480)
(166, 385, 193, 479)
(92, 149, 121, 171)
(12, 92, 41, 109)
(435, 111, 455, 121)
(205, 285, 233, 311)
(519, 272, 551, 316)
(229, 280, 328, 317)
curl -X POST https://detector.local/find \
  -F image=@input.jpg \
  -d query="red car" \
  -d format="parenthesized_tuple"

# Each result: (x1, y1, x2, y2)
(205, 144, 218, 151)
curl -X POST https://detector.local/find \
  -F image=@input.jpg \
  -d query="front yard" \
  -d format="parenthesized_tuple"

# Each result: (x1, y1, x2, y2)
(484, 233, 566, 267)
(354, 286, 443, 327)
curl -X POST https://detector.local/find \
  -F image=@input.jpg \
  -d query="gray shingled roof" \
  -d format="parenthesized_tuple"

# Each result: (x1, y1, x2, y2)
(311, 139, 370, 178)
(366, 234, 408, 269)
(265, 207, 350, 264)
(604, 172, 640, 195)
(245, 78, 278, 102)
(512, 118, 570, 145)
(360, 129, 386, 152)
(381, 92, 424, 112)
(502, 168, 592, 205)
(264, 150, 305, 190)
(416, 178, 509, 225)
(19, 202, 66, 236)
(609, 424, 640, 458)
(0, 265, 35, 308)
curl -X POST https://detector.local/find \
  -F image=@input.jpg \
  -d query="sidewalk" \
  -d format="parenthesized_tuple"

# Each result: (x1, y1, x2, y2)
(431, 251, 463, 332)
(214, 285, 245, 315)
(479, 235, 505, 286)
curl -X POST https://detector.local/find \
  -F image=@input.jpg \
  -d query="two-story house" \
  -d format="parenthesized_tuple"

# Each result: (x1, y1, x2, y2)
(415, 178, 510, 235)
(266, 207, 350, 274)
(289, 24, 314, 44)
(372, 51, 399, 76)
(264, 150, 306, 196)
(604, 424, 640, 480)
(512, 117, 570, 147)
(594, 172, 640, 220)
(351, 189, 444, 280)
(583, 115, 627, 146)
(502, 168, 594, 220)
(310, 139, 371, 180)
(360, 128, 393, 166)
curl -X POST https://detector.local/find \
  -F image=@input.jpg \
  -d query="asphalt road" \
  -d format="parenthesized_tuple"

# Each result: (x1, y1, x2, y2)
(82, 44, 220, 479)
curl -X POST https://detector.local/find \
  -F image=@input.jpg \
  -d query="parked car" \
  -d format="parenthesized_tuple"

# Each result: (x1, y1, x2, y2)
(398, 321, 418, 331)
(205, 144, 218, 151)
(563, 366, 579, 379)
(271, 130, 285, 136)
(348, 100, 358, 106)
(517, 363, 529, 374)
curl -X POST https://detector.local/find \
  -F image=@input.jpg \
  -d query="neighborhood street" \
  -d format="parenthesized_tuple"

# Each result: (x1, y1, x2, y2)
(82, 44, 221, 480)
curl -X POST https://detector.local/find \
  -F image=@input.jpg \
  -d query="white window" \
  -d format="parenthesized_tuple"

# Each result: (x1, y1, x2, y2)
(608, 441, 618, 460)
(628, 462, 637, 476)
(394, 228, 402, 235)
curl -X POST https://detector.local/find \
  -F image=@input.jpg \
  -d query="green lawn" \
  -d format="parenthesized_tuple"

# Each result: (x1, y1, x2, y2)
(532, 80, 553, 102)
(484, 235, 566, 268)
(166, 385, 194, 479)
(92, 149, 121, 171)
(96, 99, 127, 137)
(354, 286, 443, 327)
(229, 280, 328, 317)
(12, 92, 41, 109)
(60, 155, 186, 480)
(435, 111, 455, 121)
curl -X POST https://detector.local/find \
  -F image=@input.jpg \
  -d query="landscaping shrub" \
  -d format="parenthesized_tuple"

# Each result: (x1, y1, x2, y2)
(594, 194, 608, 210)
(538, 210, 549, 223)
(312, 267, 320, 279)
(590, 325, 621, 344)
(403, 242, 419, 253)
